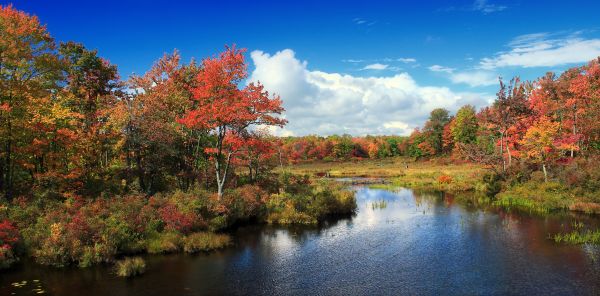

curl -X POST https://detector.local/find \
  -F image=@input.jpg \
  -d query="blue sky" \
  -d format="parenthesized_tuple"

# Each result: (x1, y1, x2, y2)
(5, 0, 600, 136)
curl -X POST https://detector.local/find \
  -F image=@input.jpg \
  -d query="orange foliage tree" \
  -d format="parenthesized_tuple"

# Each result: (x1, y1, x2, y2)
(178, 46, 286, 198)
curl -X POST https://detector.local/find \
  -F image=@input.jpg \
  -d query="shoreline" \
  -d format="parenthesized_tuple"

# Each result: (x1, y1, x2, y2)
(284, 158, 600, 216)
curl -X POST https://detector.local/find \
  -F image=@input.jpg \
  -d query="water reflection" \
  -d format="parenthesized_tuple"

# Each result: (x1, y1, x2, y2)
(2, 186, 600, 295)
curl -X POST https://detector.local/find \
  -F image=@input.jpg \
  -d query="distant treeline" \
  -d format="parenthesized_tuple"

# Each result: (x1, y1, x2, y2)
(281, 60, 600, 182)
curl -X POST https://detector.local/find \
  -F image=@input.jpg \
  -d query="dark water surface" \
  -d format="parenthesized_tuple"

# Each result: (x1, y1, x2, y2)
(2, 186, 600, 295)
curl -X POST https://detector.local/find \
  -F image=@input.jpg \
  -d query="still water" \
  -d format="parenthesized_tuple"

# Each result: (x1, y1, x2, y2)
(2, 185, 600, 295)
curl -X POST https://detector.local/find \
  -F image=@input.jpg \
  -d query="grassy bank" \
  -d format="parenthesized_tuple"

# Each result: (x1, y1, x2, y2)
(0, 174, 356, 270)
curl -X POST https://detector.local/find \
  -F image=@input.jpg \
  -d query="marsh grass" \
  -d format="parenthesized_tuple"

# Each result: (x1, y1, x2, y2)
(284, 158, 484, 194)
(553, 229, 600, 244)
(146, 232, 183, 254)
(371, 200, 388, 210)
(266, 179, 357, 225)
(494, 181, 572, 214)
(115, 257, 146, 277)
(492, 195, 550, 214)
(183, 232, 231, 253)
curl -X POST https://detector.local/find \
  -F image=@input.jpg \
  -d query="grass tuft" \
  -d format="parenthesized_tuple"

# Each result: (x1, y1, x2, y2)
(115, 257, 146, 277)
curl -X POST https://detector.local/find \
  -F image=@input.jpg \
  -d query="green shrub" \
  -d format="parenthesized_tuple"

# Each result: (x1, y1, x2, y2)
(146, 232, 182, 254)
(115, 257, 146, 277)
(208, 216, 229, 232)
(482, 173, 502, 196)
(183, 232, 231, 253)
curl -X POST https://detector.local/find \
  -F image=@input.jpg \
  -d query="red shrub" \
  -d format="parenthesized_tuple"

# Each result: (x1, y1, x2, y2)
(438, 175, 453, 184)
(158, 203, 196, 234)
(0, 220, 19, 249)
(237, 185, 268, 215)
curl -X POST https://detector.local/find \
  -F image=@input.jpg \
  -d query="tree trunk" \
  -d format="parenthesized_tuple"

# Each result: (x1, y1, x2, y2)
(506, 143, 512, 167)
(215, 152, 232, 200)
(542, 164, 548, 183)
(571, 109, 577, 158)
(248, 165, 253, 183)
(278, 147, 283, 169)
(500, 131, 506, 173)
(135, 151, 146, 192)
(5, 117, 12, 200)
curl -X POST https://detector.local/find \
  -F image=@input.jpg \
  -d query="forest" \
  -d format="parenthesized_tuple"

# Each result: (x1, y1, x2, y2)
(1, 3, 600, 276)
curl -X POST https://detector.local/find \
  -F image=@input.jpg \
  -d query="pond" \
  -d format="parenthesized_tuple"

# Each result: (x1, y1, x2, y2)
(2, 185, 600, 295)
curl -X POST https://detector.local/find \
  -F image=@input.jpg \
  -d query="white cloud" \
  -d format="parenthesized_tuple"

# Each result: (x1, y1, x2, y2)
(249, 49, 492, 136)
(480, 32, 600, 69)
(441, 0, 506, 15)
(449, 71, 499, 87)
(473, 0, 506, 14)
(428, 65, 455, 73)
(397, 58, 417, 63)
(342, 59, 364, 63)
(383, 121, 409, 130)
(429, 64, 498, 87)
(344, 57, 416, 65)
(353, 18, 376, 26)
(362, 63, 388, 70)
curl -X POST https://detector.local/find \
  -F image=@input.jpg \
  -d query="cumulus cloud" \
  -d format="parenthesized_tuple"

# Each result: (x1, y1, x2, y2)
(249, 49, 492, 136)
(480, 32, 600, 69)
(362, 63, 389, 70)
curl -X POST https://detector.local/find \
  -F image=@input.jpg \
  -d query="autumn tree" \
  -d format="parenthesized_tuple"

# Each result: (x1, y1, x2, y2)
(569, 59, 600, 153)
(0, 5, 62, 198)
(331, 135, 354, 159)
(179, 46, 286, 198)
(520, 117, 561, 182)
(442, 118, 455, 153)
(488, 78, 531, 171)
(234, 129, 276, 183)
(59, 42, 121, 195)
(407, 128, 433, 158)
(112, 51, 198, 194)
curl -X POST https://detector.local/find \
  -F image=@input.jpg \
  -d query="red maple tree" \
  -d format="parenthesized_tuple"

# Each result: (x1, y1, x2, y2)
(178, 45, 286, 198)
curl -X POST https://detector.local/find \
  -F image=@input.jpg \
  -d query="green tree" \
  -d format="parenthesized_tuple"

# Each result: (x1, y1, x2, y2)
(451, 105, 478, 144)
(422, 108, 450, 154)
